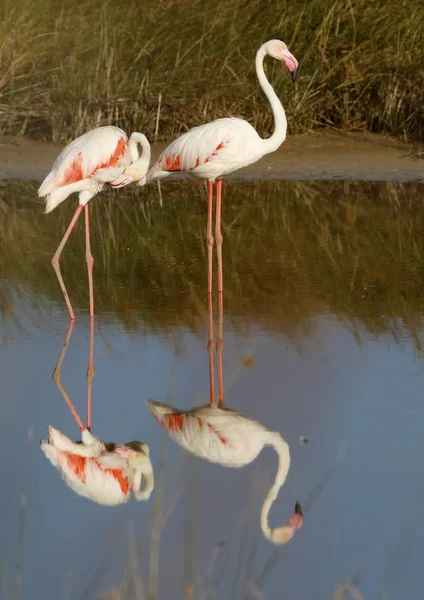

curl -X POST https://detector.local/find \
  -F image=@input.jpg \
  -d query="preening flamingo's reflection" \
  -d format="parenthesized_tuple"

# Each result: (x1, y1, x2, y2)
(40, 319, 154, 505)
(147, 291, 303, 545)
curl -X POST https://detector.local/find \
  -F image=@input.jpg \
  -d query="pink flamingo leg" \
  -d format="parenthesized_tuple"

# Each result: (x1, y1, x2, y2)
(84, 205, 94, 318)
(86, 316, 95, 431)
(52, 204, 84, 320)
(215, 180, 223, 293)
(217, 290, 224, 404)
(52, 320, 85, 431)
(207, 292, 216, 406)
(207, 180, 214, 294)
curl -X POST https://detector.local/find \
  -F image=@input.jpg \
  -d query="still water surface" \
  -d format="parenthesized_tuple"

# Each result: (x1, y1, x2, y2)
(1, 180, 424, 600)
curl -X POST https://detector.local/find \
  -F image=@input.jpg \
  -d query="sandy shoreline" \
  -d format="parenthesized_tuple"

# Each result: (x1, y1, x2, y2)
(0, 130, 423, 183)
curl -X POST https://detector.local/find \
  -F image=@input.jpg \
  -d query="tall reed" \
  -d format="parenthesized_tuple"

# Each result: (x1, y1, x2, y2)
(1, 0, 423, 143)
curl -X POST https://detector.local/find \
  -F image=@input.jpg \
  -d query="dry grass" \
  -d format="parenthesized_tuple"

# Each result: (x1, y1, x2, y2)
(0, 0, 424, 143)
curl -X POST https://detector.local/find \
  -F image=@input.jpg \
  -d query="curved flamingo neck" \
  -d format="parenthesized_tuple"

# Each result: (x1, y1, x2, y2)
(255, 44, 287, 155)
(260, 431, 291, 541)
(128, 132, 151, 178)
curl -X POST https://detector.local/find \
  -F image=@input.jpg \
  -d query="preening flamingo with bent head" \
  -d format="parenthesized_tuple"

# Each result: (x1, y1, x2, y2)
(113, 39, 298, 295)
(41, 426, 154, 505)
(147, 291, 302, 545)
(38, 125, 151, 320)
(40, 320, 154, 506)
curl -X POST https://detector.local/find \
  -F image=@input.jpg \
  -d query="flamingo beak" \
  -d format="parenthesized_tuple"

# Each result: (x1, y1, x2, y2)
(290, 501, 303, 528)
(281, 48, 299, 82)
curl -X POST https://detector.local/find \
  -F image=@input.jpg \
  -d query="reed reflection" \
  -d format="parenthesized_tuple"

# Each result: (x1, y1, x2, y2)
(148, 291, 302, 545)
(3, 180, 424, 346)
(40, 319, 154, 505)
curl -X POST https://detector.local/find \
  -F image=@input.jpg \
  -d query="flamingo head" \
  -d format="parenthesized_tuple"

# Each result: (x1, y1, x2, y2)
(269, 501, 303, 544)
(114, 440, 152, 473)
(124, 440, 150, 457)
(266, 39, 298, 82)
(110, 169, 147, 189)
(113, 441, 150, 461)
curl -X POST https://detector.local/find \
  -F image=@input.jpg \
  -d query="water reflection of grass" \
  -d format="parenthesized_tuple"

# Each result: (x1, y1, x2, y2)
(1, 180, 424, 346)
(1, 1, 424, 143)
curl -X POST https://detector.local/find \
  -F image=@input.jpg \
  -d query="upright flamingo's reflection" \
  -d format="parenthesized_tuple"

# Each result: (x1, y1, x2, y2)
(148, 293, 302, 545)
(41, 319, 154, 505)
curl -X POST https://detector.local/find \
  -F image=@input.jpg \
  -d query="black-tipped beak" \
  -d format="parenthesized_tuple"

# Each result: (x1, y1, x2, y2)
(294, 501, 303, 516)
(291, 68, 298, 82)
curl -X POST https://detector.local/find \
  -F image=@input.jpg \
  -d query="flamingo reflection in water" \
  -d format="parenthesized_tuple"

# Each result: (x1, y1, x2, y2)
(147, 292, 302, 545)
(41, 319, 154, 505)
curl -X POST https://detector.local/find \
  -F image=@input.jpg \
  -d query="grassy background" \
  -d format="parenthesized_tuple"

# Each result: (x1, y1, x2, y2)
(1, 0, 424, 144)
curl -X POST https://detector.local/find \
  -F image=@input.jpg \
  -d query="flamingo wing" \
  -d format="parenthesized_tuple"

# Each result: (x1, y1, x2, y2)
(147, 117, 259, 180)
(156, 411, 230, 452)
(38, 126, 131, 196)
(147, 400, 241, 461)
(147, 400, 266, 466)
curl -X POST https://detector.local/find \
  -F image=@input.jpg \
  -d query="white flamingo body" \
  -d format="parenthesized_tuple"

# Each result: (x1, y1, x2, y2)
(39, 125, 151, 213)
(44, 449, 136, 506)
(148, 402, 270, 466)
(147, 117, 265, 182)
(147, 400, 302, 544)
(41, 426, 154, 506)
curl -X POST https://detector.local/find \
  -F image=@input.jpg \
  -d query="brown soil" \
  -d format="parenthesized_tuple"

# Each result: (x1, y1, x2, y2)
(1, 130, 423, 182)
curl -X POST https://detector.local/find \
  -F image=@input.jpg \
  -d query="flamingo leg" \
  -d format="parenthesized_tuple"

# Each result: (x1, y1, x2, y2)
(215, 180, 223, 293)
(52, 204, 84, 320)
(86, 316, 95, 431)
(84, 205, 94, 318)
(207, 292, 216, 406)
(52, 320, 85, 431)
(207, 180, 214, 294)
(217, 290, 224, 404)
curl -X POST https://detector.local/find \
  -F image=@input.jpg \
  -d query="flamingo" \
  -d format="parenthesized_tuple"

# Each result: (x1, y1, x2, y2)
(147, 291, 302, 545)
(40, 320, 154, 505)
(114, 39, 298, 294)
(38, 125, 151, 320)
(41, 427, 154, 505)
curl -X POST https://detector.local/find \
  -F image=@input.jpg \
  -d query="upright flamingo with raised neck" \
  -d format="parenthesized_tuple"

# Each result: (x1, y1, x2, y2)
(114, 40, 298, 295)
(38, 125, 151, 319)
(41, 320, 154, 505)
(147, 290, 302, 545)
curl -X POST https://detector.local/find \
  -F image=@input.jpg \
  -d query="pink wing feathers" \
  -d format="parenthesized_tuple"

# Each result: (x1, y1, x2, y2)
(38, 126, 131, 196)
(147, 400, 268, 467)
(146, 400, 243, 466)
(44, 446, 132, 502)
(147, 117, 257, 180)
(152, 409, 229, 445)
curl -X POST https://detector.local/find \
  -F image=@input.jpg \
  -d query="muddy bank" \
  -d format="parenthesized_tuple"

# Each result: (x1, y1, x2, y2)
(0, 130, 423, 182)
